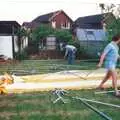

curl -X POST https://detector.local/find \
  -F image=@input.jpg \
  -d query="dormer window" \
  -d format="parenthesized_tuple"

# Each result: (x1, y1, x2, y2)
(52, 21, 56, 28)
(61, 22, 70, 29)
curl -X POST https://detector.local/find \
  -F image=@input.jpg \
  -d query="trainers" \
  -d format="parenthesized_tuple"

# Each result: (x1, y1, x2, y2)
(96, 87, 105, 90)
(115, 92, 120, 97)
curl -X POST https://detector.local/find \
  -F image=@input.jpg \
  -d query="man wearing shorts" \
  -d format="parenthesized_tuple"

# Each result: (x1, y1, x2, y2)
(97, 34, 120, 96)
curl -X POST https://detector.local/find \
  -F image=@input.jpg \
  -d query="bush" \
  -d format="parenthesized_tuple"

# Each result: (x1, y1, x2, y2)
(15, 50, 28, 60)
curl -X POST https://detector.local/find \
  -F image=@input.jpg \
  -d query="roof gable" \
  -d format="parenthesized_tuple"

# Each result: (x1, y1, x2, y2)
(74, 13, 114, 29)
(32, 12, 54, 23)
(23, 10, 73, 29)
(0, 21, 21, 34)
(32, 10, 73, 23)
(0, 21, 20, 27)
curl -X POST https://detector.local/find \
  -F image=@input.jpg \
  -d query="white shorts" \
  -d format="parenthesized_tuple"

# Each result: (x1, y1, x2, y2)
(105, 61, 116, 70)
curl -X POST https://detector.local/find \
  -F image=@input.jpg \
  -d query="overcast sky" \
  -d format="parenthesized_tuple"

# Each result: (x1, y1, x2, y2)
(0, 0, 120, 25)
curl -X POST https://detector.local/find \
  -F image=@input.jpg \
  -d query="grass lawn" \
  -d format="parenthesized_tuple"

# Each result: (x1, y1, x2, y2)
(0, 60, 120, 120)
(0, 90, 120, 120)
(0, 59, 97, 75)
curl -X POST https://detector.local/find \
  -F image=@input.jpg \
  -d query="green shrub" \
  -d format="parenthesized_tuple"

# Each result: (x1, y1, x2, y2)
(15, 50, 28, 60)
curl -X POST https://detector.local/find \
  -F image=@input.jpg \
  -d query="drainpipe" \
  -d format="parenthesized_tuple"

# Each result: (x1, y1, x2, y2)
(12, 25, 15, 59)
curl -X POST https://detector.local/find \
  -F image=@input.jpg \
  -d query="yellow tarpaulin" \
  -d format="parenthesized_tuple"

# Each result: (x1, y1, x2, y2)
(2, 69, 120, 93)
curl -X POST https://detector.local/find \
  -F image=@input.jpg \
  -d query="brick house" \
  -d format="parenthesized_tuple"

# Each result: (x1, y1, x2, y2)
(22, 10, 73, 59)
(23, 10, 73, 29)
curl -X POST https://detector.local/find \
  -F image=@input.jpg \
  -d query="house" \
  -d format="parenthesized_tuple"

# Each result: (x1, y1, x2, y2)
(23, 10, 73, 30)
(22, 10, 73, 51)
(22, 10, 73, 59)
(0, 21, 21, 59)
(72, 13, 115, 57)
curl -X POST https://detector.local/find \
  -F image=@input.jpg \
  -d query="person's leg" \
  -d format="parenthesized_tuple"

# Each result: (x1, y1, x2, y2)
(110, 70, 120, 96)
(72, 53, 75, 64)
(111, 70, 117, 89)
(71, 53, 74, 65)
(98, 70, 111, 89)
(68, 54, 71, 64)
(68, 51, 72, 64)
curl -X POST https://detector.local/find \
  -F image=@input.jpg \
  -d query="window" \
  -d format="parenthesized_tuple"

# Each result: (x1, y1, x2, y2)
(67, 22, 70, 29)
(86, 30, 95, 41)
(61, 23, 64, 28)
(61, 21, 70, 29)
(86, 31, 94, 35)
(52, 21, 56, 28)
(46, 37, 56, 50)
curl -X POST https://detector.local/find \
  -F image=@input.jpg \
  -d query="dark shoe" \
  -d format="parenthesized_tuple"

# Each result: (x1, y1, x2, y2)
(96, 87, 105, 90)
(115, 92, 120, 97)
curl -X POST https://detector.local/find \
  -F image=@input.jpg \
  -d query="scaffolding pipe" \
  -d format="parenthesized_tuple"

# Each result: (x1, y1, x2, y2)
(73, 97, 120, 108)
(74, 97, 112, 120)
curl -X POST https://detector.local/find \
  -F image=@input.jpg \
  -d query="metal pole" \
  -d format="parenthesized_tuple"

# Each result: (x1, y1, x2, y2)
(73, 97, 120, 108)
(12, 25, 15, 59)
(95, 90, 120, 94)
(76, 97, 112, 120)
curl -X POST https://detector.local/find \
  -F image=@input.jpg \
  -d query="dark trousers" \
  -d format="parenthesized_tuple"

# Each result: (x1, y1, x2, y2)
(68, 50, 75, 64)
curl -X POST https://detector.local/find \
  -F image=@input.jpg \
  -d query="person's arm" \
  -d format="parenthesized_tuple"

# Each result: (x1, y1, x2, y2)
(118, 55, 120, 60)
(64, 49, 68, 58)
(97, 53, 106, 68)
(74, 47, 77, 52)
(97, 44, 111, 68)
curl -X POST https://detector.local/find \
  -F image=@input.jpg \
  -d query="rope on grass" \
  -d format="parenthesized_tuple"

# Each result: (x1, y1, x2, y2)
(65, 71, 87, 80)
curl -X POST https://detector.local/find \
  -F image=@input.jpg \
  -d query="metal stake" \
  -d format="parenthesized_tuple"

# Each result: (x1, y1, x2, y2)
(52, 88, 68, 104)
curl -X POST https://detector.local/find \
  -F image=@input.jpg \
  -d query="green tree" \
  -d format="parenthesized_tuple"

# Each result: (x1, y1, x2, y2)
(17, 28, 27, 52)
(54, 29, 73, 43)
(15, 28, 28, 60)
(99, 3, 120, 40)
(106, 18, 120, 41)
(32, 24, 54, 42)
(32, 24, 55, 50)
(31, 24, 74, 51)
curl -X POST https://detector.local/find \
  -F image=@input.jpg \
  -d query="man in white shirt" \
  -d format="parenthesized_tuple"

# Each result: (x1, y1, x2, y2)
(64, 45, 77, 64)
